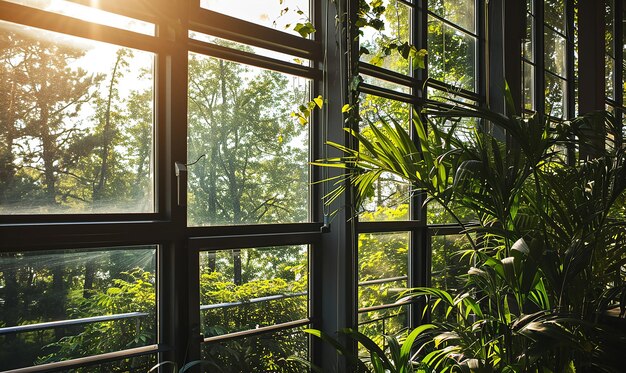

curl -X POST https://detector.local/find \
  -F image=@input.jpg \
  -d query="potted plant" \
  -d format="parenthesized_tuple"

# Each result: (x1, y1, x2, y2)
(311, 94, 626, 372)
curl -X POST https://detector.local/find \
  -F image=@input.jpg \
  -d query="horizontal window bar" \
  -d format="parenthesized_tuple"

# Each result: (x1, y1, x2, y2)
(0, 1, 166, 53)
(190, 9, 321, 61)
(201, 292, 307, 311)
(543, 23, 568, 39)
(0, 312, 148, 336)
(544, 68, 568, 81)
(426, 79, 483, 102)
(359, 62, 417, 88)
(359, 83, 418, 105)
(357, 221, 422, 233)
(202, 318, 310, 344)
(428, 224, 472, 236)
(0, 222, 172, 251)
(0, 213, 161, 225)
(358, 276, 408, 287)
(190, 230, 322, 250)
(188, 39, 320, 80)
(521, 57, 536, 65)
(3, 345, 162, 373)
(192, 223, 324, 236)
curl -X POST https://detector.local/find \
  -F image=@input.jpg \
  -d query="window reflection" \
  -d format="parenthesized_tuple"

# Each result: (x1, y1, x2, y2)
(0, 21, 155, 214)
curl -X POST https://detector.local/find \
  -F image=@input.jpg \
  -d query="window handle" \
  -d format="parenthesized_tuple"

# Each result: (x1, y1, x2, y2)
(174, 161, 187, 207)
(175, 156, 204, 207)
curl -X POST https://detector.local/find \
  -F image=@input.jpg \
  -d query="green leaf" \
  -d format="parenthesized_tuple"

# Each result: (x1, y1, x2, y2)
(293, 22, 316, 37)
(313, 95, 324, 109)
(370, 53, 384, 67)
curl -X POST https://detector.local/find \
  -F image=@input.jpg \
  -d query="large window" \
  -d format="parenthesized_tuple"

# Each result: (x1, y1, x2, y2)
(0, 0, 320, 370)
(7, 0, 620, 371)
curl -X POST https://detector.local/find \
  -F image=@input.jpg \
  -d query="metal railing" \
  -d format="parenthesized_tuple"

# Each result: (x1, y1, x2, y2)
(200, 292, 307, 311)
(0, 312, 149, 336)
(0, 292, 307, 336)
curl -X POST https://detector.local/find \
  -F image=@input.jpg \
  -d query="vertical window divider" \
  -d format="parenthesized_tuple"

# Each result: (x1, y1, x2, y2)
(566, 0, 577, 165)
(615, 0, 624, 118)
(410, 0, 429, 329)
(535, 0, 546, 116)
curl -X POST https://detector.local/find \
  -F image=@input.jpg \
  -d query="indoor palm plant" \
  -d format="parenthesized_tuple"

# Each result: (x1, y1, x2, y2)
(313, 93, 626, 372)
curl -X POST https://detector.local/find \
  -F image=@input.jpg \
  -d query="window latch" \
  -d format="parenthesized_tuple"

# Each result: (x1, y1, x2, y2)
(174, 155, 205, 207)
(175, 161, 187, 207)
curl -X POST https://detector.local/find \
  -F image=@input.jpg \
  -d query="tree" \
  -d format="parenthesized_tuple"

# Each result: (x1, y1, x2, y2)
(187, 49, 308, 226)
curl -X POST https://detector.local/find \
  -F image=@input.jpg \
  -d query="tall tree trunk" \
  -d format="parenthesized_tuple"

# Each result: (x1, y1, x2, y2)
(207, 252, 216, 272)
(83, 259, 96, 298)
(208, 146, 218, 223)
(93, 52, 123, 203)
(0, 80, 18, 205)
(40, 107, 57, 206)
(233, 249, 242, 286)
(1, 253, 19, 342)
(51, 264, 67, 340)
(219, 60, 243, 284)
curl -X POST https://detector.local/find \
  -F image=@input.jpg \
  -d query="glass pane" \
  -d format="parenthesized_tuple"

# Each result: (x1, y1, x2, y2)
(359, 279, 407, 308)
(199, 245, 308, 337)
(623, 63, 626, 108)
(0, 246, 157, 370)
(426, 88, 479, 142)
(428, 17, 477, 92)
(427, 199, 476, 224)
(544, 0, 566, 34)
(545, 73, 567, 119)
(544, 26, 567, 78)
(428, 0, 476, 33)
(4, 0, 155, 35)
(358, 305, 408, 349)
(202, 327, 307, 373)
(431, 234, 472, 291)
(359, 0, 411, 75)
(523, 14, 534, 62)
(430, 234, 473, 322)
(200, 0, 310, 37)
(0, 21, 155, 214)
(605, 0, 615, 56)
(358, 232, 409, 307)
(606, 56, 615, 100)
(523, 61, 535, 111)
(189, 31, 310, 65)
(359, 95, 411, 221)
(187, 53, 309, 226)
